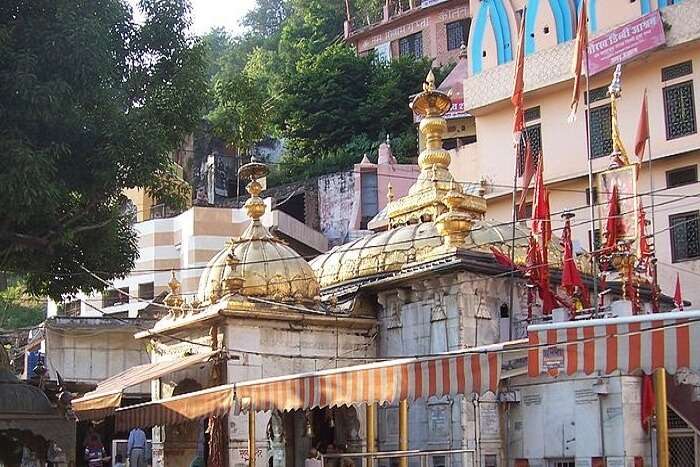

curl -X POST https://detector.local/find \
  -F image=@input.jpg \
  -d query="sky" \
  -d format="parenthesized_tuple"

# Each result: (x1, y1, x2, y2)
(129, 0, 257, 37)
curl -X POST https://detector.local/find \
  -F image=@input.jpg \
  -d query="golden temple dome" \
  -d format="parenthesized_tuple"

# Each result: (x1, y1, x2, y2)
(310, 70, 573, 290)
(310, 220, 563, 289)
(196, 161, 320, 306)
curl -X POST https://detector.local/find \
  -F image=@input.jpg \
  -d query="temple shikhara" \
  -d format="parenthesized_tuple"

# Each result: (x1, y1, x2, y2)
(67, 65, 700, 467)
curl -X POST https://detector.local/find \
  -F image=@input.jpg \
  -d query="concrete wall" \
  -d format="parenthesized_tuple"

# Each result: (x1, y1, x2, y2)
(507, 375, 651, 466)
(44, 324, 150, 392)
(318, 171, 356, 246)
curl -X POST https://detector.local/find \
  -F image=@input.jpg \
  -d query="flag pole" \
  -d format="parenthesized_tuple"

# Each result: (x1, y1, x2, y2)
(582, 20, 599, 313)
(509, 139, 519, 340)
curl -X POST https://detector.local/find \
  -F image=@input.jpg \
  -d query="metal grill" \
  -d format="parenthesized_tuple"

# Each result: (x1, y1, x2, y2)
(586, 86, 609, 104)
(669, 435, 695, 467)
(524, 106, 541, 122)
(662, 61, 693, 82)
(517, 124, 542, 175)
(446, 20, 469, 51)
(588, 104, 613, 158)
(670, 211, 700, 262)
(664, 81, 697, 140)
(399, 32, 423, 58)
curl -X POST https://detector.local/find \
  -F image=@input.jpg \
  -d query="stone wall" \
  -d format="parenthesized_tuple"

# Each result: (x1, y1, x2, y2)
(317, 171, 356, 247)
(374, 270, 513, 467)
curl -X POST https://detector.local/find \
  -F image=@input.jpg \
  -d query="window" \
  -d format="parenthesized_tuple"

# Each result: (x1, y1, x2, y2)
(585, 86, 609, 104)
(664, 81, 697, 140)
(548, 460, 575, 467)
(399, 32, 423, 58)
(585, 186, 599, 206)
(446, 19, 470, 51)
(589, 229, 602, 251)
(666, 165, 698, 188)
(670, 211, 700, 262)
(63, 300, 81, 317)
(517, 203, 533, 220)
(360, 172, 378, 229)
(662, 61, 693, 82)
(517, 124, 542, 175)
(103, 287, 129, 307)
(524, 106, 541, 122)
(588, 104, 613, 158)
(484, 454, 498, 467)
(138, 282, 155, 300)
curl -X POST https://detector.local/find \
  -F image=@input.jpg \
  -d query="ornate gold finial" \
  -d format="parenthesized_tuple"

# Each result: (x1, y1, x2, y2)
(164, 271, 183, 308)
(423, 69, 436, 92)
(386, 69, 486, 228)
(224, 251, 245, 294)
(607, 64, 630, 168)
(239, 158, 270, 221)
(387, 182, 394, 203)
(435, 184, 472, 249)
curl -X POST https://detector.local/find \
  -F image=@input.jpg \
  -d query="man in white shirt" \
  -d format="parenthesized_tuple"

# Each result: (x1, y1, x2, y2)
(127, 426, 147, 467)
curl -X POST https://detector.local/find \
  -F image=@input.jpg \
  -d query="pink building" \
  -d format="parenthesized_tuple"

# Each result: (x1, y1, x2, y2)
(344, 0, 472, 66)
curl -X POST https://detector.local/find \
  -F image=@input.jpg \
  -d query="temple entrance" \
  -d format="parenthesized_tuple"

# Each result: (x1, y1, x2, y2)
(268, 407, 361, 467)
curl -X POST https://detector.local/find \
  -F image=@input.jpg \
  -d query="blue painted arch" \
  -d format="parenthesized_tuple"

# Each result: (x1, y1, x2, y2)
(469, 0, 514, 75)
(524, 0, 575, 55)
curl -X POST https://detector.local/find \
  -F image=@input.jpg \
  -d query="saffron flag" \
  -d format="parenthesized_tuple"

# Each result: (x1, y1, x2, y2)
(518, 140, 536, 217)
(569, 0, 588, 122)
(490, 246, 519, 270)
(674, 272, 684, 311)
(512, 13, 526, 142)
(531, 157, 551, 244)
(641, 374, 656, 432)
(634, 89, 650, 162)
(561, 217, 590, 307)
(603, 185, 624, 252)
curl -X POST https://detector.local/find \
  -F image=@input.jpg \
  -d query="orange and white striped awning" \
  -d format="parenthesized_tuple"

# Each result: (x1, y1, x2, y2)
(72, 350, 221, 421)
(114, 349, 501, 430)
(527, 310, 700, 377)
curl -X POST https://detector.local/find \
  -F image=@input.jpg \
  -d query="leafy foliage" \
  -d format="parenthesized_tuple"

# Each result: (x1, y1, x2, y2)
(0, 277, 45, 330)
(0, 0, 208, 298)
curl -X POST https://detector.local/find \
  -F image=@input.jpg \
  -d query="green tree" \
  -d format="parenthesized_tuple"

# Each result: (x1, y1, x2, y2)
(242, 0, 291, 38)
(208, 72, 271, 155)
(0, 0, 208, 299)
(0, 278, 44, 330)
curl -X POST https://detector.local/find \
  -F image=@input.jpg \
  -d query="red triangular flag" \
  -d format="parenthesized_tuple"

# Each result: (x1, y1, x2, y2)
(490, 246, 518, 270)
(511, 13, 526, 142)
(634, 89, 650, 163)
(641, 374, 656, 432)
(561, 217, 590, 308)
(603, 185, 624, 252)
(531, 157, 551, 245)
(674, 272, 684, 311)
(518, 140, 536, 217)
(569, 0, 588, 122)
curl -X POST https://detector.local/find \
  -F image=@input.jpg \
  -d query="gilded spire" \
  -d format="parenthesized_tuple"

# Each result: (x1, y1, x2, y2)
(387, 181, 394, 202)
(386, 70, 486, 228)
(607, 64, 630, 168)
(239, 158, 269, 221)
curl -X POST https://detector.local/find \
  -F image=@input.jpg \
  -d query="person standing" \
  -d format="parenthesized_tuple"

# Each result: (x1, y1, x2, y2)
(84, 434, 106, 467)
(127, 426, 147, 467)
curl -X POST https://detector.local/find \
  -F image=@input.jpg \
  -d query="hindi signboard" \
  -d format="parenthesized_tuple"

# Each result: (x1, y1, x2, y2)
(587, 10, 666, 76)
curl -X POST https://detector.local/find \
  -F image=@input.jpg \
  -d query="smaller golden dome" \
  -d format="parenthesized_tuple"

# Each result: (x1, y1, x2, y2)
(196, 161, 320, 306)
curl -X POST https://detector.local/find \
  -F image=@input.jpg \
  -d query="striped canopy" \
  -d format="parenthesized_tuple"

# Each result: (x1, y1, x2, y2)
(527, 310, 700, 377)
(115, 349, 501, 431)
(72, 350, 221, 421)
